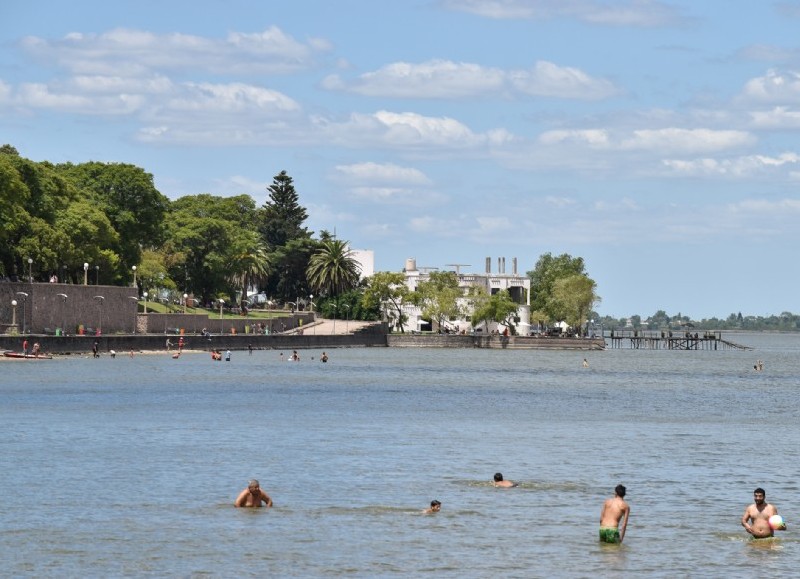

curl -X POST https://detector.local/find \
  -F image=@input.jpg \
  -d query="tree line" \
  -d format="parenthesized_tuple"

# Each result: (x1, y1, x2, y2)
(597, 310, 800, 332)
(1, 145, 602, 331)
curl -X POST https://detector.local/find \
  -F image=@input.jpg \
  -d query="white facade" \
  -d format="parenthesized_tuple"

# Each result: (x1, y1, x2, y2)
(349, 248, 374, 280)
(397, 257, 531, 335)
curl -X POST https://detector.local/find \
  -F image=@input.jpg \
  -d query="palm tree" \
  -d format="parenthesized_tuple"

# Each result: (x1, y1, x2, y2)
(306, 239, 360, 297)
(227, 231, 271, 305)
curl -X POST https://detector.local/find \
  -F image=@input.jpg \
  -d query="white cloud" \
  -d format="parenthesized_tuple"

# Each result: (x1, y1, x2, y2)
(750, 106, 800, 128)
(741, 69, 800, 104)
(509, 60, 619, 99)
(539, 129, 611, 148)
(538, 128, 752, 154)
(409, 216, 439, 232)
(662, 152, 800, 177)
(323, 60, 506, 98)
(620, 128, 753, 153)
(70, 74, 173, 95)
(15, 82, 144, 114)
(332, 162, 441, 205)
(333, 162, 432, 185)
(165, 82, 300, 114)
(440, 0, 684, 27)
(324, 59, 618, 101)
(729, 198, 800, 213)
(475, 216, 512, 234)
(20, 26, 327, 76)
(319, 110, 490, 149)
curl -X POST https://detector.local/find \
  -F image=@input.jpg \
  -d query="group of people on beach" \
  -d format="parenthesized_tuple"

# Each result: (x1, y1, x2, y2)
(234, 478, 784, 544)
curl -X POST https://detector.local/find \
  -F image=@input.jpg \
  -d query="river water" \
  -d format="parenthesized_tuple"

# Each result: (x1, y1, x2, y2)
(2, 332, 799, 578)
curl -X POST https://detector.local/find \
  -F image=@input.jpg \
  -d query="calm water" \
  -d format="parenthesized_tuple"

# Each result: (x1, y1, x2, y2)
(2, 332, 800, 578)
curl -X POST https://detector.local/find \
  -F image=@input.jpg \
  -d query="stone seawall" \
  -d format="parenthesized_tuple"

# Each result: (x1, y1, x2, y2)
(387, 334, 605, 350)
(0, 332, 387, 355)
(1, 330, 605, 355)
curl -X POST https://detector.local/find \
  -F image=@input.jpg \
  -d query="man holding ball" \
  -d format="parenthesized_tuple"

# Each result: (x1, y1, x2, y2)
(742, 487, 784, 538)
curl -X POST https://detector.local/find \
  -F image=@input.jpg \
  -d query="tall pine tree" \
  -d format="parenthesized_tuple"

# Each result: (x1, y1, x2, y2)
(259, 170, 310, 248)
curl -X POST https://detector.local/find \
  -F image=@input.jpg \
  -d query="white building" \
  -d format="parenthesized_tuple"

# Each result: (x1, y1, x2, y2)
(349, 248, 374, 280)
(398, 257, 531, 335)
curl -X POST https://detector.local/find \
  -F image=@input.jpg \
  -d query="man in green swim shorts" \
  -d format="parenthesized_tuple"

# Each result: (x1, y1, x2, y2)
(599, 484, 630, 543)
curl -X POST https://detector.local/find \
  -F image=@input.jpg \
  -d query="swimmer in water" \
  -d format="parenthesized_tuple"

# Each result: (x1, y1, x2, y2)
(493, 473, 517, 488)
(424, 500, 441, 514)
(234, 479, 273, 508)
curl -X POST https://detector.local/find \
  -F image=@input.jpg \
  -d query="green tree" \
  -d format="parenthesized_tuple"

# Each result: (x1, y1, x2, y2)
(413, 271, 463, 332)
(0, 153, 78, 279)
(551, 274, 600, 334)
(306, 239, 361, 297)
(0, 154, 29, 277)
(227, 231, 271, 306)
(137, 249, 177, 295)
(54, 200, 122, 280)
(470, 288, 520, 334)
(269, 237, 319, 304)
(55, 162, 169, 276)
(527, 253, 587, 321)
(362, 271, 412, 332)
(259, 170, 310, 248)
(164, 196, 241, 303)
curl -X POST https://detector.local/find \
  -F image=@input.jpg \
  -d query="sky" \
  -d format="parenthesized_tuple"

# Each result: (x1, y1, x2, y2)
(2, 0, 799, 319)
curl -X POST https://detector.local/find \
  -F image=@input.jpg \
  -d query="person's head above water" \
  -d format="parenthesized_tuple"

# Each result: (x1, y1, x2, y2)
(494, 473, 504, 482)
(615, 484, 626, 498)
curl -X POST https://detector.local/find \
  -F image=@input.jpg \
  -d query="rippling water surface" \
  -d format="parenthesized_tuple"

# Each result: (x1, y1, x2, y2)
(2, 332, 799, 577)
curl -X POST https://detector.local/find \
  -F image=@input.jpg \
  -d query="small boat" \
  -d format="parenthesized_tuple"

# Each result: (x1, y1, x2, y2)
(3, 351, 54, 360)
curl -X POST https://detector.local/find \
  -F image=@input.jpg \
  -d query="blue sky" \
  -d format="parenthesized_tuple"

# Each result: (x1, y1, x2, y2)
(2, 0, 799, 319)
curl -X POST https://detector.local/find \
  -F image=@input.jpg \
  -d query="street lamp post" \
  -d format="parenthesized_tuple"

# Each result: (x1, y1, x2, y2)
(129, 296, 139, 334)
(343, 304, 350, 334)
(131, 265, 137, 288)
(83, 262, 89, 285)
(94, 296, 105, 335)
(183, 293, 188, 314)
(309, 294, 315, 334)
(57, 293, 68, 335)
(331, 303, 337, 335)
(27, 257, 33, 283)
(11, 299, 18, 329)
(95, 265, 99, 285)
(16, 292, 28, 334)
(143, 291, 148, 314)
(218, 299, 225, 334)
(61, 264, 67, 284)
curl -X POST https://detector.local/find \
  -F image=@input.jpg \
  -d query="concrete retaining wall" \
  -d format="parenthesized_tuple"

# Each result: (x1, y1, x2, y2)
(387, 334, 606, 349)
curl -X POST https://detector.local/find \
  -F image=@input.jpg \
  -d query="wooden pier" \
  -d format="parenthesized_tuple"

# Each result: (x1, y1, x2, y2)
(608, 330, 750, 351)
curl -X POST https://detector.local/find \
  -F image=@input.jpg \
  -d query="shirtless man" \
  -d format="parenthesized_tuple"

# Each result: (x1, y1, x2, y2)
(424, 500, 441, 514)
(234, 479, 273, 508)
(599, 484, 630, 543)
(493, 473, 517, 488)
(742, 487, 781, 538)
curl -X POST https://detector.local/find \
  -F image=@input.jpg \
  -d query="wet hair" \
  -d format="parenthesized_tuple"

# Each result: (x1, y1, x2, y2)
(754, 487, 766, 496)
(494, 473, 504, 482)
(615, 484, 626, 498)
(431, 500, 441, 507)
(248, 479, 260, 489)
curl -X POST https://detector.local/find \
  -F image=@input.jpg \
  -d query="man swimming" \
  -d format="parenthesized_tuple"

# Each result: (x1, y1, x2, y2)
(599, 484, 630, 543)
(234, 479, 273, 508)
(493, 473, 517, 488)
(742, 487, 781, 538)
(424, 500, 441, 514)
